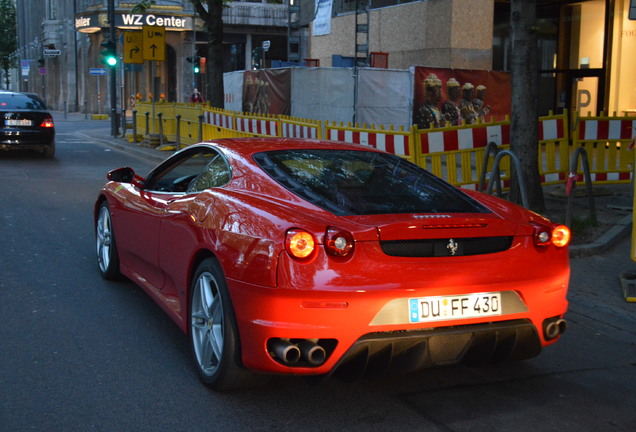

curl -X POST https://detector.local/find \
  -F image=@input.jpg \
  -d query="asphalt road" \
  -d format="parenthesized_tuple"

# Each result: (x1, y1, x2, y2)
(1, 114, 635, 431)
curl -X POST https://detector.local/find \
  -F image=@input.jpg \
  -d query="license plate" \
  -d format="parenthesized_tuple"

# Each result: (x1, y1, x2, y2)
(409, 292, 502, 323)
(6, 119, 32, 126)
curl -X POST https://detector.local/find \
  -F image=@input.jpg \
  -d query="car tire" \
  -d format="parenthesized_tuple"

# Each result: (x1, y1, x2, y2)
(96, 201, 121, 279)
(42, 142, 55, 159)
(189, 258, 254, 390)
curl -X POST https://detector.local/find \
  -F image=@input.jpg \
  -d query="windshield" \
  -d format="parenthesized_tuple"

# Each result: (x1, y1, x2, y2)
(0, 93, 47, 110)
(254, 149, 490, 216)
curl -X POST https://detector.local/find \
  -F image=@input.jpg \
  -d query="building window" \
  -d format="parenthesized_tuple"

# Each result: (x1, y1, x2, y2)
(48, 0, 57, 20)
(610, 0, 636, 115)
(334, 0, 419, 15)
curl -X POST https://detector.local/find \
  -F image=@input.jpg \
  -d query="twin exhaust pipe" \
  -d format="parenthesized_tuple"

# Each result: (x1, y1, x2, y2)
(269, 338, 327, 366)
(544, 318, 567, 340)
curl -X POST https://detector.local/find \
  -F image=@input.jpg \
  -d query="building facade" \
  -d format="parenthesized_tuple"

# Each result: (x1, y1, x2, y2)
(15, 0, 288, 112)
(307, 0, 636, 118)
(12, 0, 636, 118)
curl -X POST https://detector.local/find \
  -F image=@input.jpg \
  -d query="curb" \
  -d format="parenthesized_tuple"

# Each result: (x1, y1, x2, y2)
(79, 131, 166, 163)
(569, 213, 633, 258)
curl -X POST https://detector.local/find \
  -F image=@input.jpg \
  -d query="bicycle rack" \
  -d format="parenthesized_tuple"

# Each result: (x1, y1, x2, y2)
(478, 141, 503, 196)
(479, 143, 529, 209)
(175, 115, 182, 151)
(565, 147, 596, 228)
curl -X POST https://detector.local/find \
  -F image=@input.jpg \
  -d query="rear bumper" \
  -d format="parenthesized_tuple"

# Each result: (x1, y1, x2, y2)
(0, 130, 55, 149)
(0, 142, 54, 152)
(229, 239, 569, 378)
(229, 278, 567, 377)
(329, 319, 541, 381)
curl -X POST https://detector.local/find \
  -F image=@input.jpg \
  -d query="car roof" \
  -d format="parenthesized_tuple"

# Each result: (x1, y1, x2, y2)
(196, 137, 381, 159)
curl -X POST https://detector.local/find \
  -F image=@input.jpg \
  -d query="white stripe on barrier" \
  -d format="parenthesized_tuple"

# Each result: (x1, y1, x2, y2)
(584, 120, 598, 140)
(544, 172, 561, 183)
(487, 125, 504, 145)
(428, 131, 445, 153)
(395, 135, 406, 155)
(458, 128, 474, 150)
(360, 132, 369, 146)
(543, 119, 557, 140)
(376, 134, 386, 152)
(609, 120, 622, 140)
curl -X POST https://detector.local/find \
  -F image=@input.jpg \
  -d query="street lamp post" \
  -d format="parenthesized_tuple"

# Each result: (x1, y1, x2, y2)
(108, 0, 119, 136)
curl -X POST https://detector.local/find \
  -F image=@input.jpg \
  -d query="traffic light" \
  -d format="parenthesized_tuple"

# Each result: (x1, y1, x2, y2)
(100, 39, 117, 67)
(187, 56, 201, 74)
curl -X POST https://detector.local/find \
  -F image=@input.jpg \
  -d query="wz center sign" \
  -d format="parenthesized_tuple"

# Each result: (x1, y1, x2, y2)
(118, 14, 191, 30)
(75, 13, 192, 33)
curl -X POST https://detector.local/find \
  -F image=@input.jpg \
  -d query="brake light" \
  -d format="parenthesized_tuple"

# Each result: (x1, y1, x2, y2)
(285, 229, 315, 259)
(325, 227, 354, 257)
(40, 116, 54, 128)
(551, 224, 571, 247)
(533, 224, 571, 248)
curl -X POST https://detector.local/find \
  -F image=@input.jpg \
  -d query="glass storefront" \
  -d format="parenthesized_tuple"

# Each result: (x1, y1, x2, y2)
(610, 0, 636, 115)
(494, 0, 618, 117)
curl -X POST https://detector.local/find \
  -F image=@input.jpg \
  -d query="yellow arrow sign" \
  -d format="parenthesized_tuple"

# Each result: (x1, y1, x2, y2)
(123, 31, 143, 64)
(142, 25, 165, 61)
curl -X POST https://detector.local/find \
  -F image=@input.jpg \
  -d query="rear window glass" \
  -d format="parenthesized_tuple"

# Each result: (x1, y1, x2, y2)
(0, 93, 47, 110)
(254, 149, 490, 216)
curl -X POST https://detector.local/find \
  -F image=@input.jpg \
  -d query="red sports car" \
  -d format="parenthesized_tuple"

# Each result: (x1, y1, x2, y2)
(95, 138, 571, 390)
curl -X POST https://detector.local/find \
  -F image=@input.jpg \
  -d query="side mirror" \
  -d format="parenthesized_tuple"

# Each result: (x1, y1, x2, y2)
(107, 167, 145, 187)
(107, 167, 136, 183)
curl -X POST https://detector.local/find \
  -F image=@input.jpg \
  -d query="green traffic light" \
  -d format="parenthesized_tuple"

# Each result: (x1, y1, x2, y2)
(106, 56, 117, 67)
(194, 66, 200, 74)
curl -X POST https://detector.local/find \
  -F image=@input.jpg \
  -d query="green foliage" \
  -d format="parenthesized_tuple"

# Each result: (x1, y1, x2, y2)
(570, 214, 599, 233)
(131, 0, 156, 13)
(0, 0, 17, 88)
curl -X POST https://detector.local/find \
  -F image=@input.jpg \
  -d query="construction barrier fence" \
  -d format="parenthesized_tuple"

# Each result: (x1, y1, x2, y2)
(131, 103, 633, 190)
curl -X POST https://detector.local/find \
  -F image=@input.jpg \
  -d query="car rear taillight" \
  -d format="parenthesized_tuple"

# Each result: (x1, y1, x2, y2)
(40, 115, 54, 128)
(324, 227, 354, 257)
(285, 229, 316, 259)
(551, 225, 571, 247)
(533, 224, 571, 248)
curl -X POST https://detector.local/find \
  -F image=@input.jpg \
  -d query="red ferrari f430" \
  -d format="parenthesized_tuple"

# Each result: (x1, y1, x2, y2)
(95, 138, 571, 390)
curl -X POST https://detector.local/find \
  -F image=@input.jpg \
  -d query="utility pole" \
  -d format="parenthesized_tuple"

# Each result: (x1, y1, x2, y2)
(108, 0, 119, 136)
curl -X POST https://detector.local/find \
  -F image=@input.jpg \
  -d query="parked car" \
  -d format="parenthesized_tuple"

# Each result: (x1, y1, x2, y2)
(94, 138, 571, 390)
(0, 91, 55, 158)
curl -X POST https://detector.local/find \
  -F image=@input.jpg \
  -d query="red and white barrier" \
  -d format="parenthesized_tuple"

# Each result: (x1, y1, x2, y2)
(235, 117, 278, 136)
(281, 122, 319, 139)
(538, 118, 566, 141)
(418, 124, 510, 154)
(205, 111, 234, 130)
(327, 129, 411, 157)
(577, 119, 636, 141)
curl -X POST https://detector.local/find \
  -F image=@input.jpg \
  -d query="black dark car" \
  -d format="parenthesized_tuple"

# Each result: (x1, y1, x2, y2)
(0, 91, 55, 158)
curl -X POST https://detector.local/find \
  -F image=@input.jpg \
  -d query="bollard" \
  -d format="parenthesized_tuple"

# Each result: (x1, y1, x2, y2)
(176, 114, 181, 151)
(121, 109, 127, 136)
(198, 114, 204, 142)
(132, 109, 138, 143)
(145, 112, 150, 136)
(158, 112, 164, 147)
(84, 100, 88, 120)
